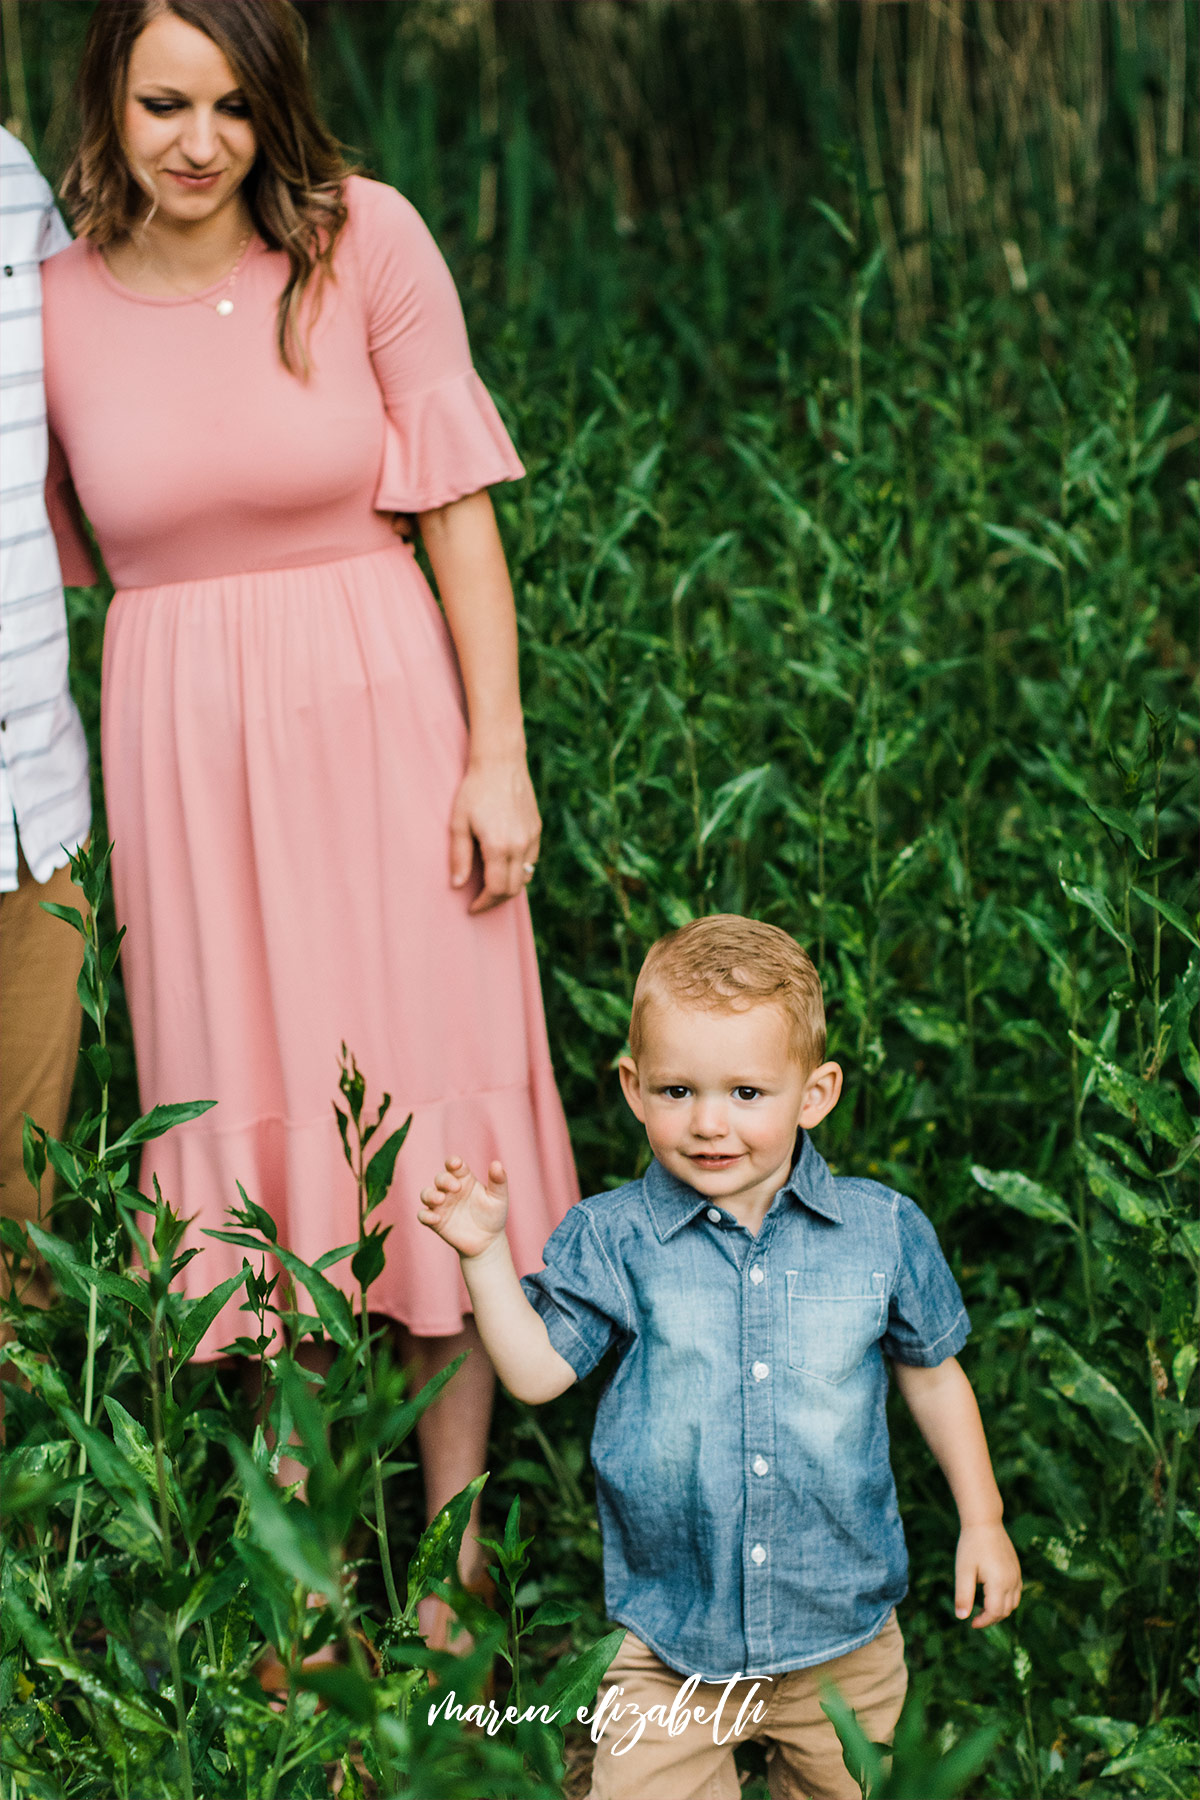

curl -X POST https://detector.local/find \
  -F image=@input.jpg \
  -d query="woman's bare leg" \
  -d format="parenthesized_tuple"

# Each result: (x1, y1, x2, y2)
(396, 1316, 496, 1647)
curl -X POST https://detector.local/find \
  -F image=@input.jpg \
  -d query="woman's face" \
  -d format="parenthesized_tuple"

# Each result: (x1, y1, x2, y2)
(122, 11, 257, 227)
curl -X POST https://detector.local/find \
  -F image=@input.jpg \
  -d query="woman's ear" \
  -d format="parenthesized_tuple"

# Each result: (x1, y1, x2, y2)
(799, 1061, 843, 1130)
(618, 1055, 646, 1124)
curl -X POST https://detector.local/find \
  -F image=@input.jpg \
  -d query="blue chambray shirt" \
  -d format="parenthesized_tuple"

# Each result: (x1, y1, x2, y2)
(520, 1133, 970, 1681)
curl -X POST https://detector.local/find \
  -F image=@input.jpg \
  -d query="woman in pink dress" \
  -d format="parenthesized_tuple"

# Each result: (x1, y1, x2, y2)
(43, 0, 579, 1634)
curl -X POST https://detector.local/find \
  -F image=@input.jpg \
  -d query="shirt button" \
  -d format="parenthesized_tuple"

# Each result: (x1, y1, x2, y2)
(749, 1266, 764, 1285)
(750, 1544, 767, 1565)
(752, 1455, 769, 1476)
(706, 1207, 721, 1223)
(752, 1361, 769, 1381)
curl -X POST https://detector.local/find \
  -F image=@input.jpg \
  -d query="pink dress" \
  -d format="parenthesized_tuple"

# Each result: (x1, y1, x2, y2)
(42, 176, 579, 1349)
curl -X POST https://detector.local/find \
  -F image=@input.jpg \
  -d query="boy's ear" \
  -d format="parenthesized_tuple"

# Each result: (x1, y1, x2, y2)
(799, 1061, 842, 1130)
(618, 1055, 646, 1123)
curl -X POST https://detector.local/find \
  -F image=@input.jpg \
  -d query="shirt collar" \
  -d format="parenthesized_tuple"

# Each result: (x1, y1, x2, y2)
(642, 1132, 843, 1242)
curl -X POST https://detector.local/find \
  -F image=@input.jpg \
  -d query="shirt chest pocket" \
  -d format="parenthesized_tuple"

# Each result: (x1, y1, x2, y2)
(786, 1271, 887, 1385)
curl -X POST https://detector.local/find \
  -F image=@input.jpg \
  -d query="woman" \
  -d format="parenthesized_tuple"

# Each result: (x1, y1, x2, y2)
(42, 0, 579, 1637)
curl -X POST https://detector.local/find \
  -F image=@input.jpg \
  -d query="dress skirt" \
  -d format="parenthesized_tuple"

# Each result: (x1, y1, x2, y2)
(101, 541, 579, 1353)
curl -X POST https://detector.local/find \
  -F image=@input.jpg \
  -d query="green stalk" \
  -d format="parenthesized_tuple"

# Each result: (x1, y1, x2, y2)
(262, 1600, 302, 1800)
(1068, 952, 1097, 1332)
(150, 1299, 194, 1800)
(959, 794, 976, 1142)
(65, 908, 109, 1585)
(354, 1137, 403, 1622)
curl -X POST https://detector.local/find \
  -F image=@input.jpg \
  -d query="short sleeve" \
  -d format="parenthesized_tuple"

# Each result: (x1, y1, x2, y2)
(880, 1193, 971, 1367)
(520, 1204, 630, 1381)
(347, 176, 525, 514)
(36, 200, 71, 263)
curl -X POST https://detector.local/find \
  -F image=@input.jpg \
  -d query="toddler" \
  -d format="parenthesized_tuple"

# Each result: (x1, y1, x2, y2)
(420, 915, 1021, 1800)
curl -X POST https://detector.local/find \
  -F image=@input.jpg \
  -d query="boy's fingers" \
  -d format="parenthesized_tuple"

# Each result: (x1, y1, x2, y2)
(954, 1563, 977, 1620)
(487, 1159, 508, 1191)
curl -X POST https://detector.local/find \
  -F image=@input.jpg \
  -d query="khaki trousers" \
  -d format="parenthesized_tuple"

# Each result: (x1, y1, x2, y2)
(588, 1610, 908, 1800)
(0, 850, 85, 1306)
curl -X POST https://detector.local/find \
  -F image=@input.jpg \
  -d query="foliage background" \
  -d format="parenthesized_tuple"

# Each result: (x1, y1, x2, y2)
(2, 3, 1197, 1796)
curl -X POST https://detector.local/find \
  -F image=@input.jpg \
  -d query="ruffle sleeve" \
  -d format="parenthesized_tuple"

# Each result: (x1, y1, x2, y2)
(373, 368, 525, 515)
(346, 175, 525, 516)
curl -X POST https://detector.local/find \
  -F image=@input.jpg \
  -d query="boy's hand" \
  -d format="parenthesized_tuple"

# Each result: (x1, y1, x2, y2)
(954, 1521, 1022, 1627)
(418, 1156, 509, 1260)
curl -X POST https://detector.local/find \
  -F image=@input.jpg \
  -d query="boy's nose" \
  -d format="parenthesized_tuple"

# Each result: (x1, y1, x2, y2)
(690, 1102, 728, 1140)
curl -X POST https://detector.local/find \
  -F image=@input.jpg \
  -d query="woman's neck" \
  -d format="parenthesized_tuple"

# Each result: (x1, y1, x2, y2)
(108, 193, 255, 292)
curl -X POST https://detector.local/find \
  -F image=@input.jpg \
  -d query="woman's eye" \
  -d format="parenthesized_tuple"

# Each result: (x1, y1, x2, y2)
(139, 98, 180, 115)
(219, 100, 250, 117)
(734, 1087, 760, 1101)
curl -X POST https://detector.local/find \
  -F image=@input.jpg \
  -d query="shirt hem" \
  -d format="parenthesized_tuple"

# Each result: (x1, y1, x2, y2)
(609, 1600, 902, 1683)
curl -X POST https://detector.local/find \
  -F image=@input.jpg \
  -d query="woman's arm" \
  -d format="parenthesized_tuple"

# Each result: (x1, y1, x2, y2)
(417, 489, 541, 915)
(891, 1355, 1022, 1626)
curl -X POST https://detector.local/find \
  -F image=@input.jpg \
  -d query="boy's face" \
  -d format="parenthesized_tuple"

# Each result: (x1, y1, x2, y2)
(619, 999, 842, 1222)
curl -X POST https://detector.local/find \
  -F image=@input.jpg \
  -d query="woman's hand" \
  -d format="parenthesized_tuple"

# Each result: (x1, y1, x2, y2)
(418, 1156, 510, 1261)
(450, 754, 541, 914)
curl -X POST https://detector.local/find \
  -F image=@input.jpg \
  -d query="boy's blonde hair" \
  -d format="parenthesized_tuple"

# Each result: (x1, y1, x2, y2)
(629, 915, 826, 1070)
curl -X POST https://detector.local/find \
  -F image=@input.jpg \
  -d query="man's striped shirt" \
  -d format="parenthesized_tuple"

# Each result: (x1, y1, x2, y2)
(0, 126, 91, 889)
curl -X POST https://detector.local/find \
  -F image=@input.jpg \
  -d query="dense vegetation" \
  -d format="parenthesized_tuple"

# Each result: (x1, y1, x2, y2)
(2, 5, 1196, 1797)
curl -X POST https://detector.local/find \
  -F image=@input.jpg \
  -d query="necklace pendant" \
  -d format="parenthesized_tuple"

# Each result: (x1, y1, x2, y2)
(215, 298, 234, 316)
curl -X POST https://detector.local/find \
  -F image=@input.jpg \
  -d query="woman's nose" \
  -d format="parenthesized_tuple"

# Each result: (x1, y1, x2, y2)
(178, 111, 220, 166)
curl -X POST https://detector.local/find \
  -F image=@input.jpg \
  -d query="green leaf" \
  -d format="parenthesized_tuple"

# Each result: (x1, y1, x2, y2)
(896, 1002, 963, 1050)
(227, 1438, 340, 1599)
(971, 1166, 1079, 1231)
(1132, 887, 1200, 948)
(406, 1473, 488, 1614)
(295, 1661, 378, 1722)
(1058, 873, 1129, 948)
(809, 197, 857, 246)
(1031, 1326, 1156, 1456)
(364, 1118, 412, 1215)
(38, 900, 88, 936)
(351, 1229, 388, 1291)
(535, 1626, 627, 1724)
(700, 763, 772, 846)
(553, 968, 630, 1038)
(104, 1397, 178, 1518)
(1078, 1146, 1164, 1226)
(106, 1100, 217, 1156)
(1071, 1038, 1196, 1147)
(526, 1598, 584, 1632)
(174, 1264, 251, 1365)
(985, 522, 1063, 572)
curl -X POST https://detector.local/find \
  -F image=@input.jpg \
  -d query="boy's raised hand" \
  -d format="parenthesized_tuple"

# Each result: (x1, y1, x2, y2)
(954, 1521, 1023, 1627)
(418, 1155, 509, 1260)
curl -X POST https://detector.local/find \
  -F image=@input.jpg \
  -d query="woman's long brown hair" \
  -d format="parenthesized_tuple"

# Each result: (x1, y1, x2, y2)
(61, 0, 353, 376)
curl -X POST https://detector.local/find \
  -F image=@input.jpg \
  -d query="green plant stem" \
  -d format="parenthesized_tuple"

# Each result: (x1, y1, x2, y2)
(150, 1304, 195, 1800)
(63, 1244, 99, 1586)
(355, 1142, 403, 1622)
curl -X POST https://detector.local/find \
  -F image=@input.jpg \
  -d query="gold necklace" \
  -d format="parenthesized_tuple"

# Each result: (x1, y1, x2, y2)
(141, 230, 253, 316)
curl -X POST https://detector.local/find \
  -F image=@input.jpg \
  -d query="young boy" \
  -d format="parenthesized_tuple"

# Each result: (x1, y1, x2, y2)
(419, 915, 1021, 1800)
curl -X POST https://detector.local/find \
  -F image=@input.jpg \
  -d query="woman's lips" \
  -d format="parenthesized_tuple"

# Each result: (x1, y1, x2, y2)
(164, 169, 222, 189)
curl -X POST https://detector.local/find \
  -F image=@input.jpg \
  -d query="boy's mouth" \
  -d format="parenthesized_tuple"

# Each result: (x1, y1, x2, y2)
(688, 1152, 743, 1170)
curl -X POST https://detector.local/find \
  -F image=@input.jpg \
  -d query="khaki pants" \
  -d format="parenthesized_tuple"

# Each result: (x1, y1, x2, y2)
(0, 850, 85, 1306)
(588, 1610, 908, 1800)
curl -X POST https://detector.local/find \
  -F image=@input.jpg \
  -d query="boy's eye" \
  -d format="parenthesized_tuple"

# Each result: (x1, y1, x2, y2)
(734, 1087, 761, 1101)
(662, 1086, 691, 1100)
